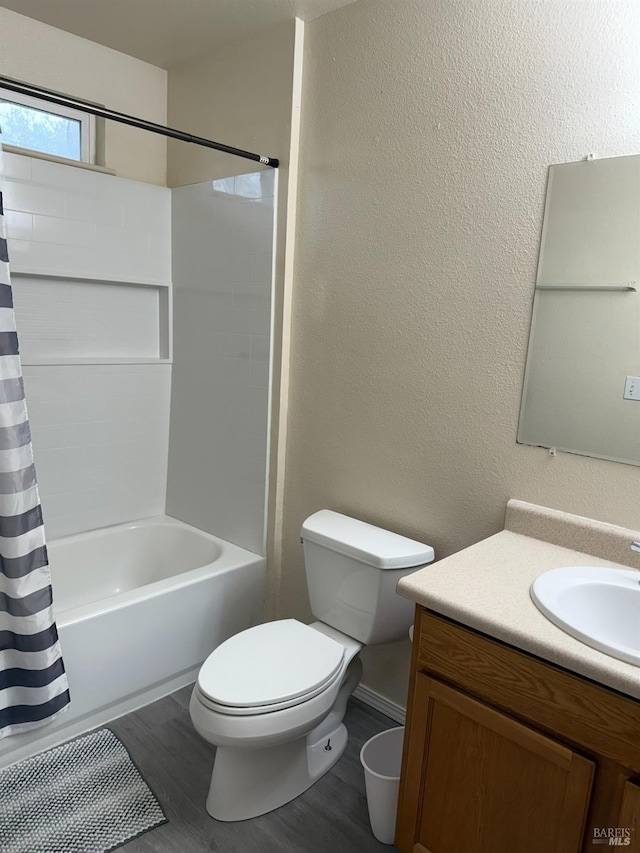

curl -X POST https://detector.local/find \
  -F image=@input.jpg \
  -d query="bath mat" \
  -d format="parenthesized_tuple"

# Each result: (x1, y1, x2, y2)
(0, 728, 167, 853)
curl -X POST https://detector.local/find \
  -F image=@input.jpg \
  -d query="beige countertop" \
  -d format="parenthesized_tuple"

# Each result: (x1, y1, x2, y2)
(397, 500, 640, 700)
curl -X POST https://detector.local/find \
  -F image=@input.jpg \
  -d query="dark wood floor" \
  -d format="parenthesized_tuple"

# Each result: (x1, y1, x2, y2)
(109, 685, 400, 853)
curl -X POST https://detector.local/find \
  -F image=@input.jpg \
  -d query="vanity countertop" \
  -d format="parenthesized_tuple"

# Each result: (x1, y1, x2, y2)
(397, 500, 640, 700)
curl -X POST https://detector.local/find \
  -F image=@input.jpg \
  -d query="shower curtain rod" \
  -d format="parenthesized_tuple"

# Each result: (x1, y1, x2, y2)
(0, 75, 279, 168)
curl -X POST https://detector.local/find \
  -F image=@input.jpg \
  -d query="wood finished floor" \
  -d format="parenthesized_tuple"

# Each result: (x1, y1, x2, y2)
(109, 686, 400, 853)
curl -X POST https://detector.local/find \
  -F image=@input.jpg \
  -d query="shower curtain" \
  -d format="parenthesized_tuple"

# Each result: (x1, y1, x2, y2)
(0, 142, 70, 738)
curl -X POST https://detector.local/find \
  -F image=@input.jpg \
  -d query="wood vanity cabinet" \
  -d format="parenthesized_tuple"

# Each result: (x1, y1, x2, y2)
(396, 608, 640, 853)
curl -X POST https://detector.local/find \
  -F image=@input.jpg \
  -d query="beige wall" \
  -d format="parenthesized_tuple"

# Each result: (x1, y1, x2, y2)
(0, 7, 167, 184)
(166, 21, 295, 186)
(280, 0, 640, 705)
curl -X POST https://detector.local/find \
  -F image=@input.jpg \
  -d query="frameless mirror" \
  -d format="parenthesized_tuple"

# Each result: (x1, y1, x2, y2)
(518, 154, 640, 466)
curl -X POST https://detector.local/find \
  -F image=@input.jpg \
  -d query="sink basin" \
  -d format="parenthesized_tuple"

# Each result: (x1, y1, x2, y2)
(531, 566, 640, 666)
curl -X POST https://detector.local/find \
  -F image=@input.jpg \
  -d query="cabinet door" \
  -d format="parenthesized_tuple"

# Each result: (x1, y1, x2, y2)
(397, 675, 594, 853)
(616, 782, 640, 849)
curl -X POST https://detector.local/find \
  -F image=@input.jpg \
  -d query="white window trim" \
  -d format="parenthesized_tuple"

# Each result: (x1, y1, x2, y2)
(0, 87, 96, 164)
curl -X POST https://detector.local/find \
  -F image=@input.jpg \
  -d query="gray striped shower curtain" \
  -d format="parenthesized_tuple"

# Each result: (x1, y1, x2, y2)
(0, 147, 70, 737)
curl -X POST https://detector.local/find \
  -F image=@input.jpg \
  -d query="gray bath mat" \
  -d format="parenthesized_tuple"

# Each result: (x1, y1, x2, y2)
(0, 728, 167, 853)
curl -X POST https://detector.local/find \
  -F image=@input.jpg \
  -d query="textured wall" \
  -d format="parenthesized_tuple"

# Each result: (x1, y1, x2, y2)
(0, 7, 167, 185)
(281, 0, 640, 704)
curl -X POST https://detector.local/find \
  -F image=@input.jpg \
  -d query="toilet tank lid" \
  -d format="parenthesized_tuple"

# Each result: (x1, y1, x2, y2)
(301, 510, 435, 570)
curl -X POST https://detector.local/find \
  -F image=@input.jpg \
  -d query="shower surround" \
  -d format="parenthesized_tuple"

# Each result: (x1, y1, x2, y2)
(0, 150, 274, 761)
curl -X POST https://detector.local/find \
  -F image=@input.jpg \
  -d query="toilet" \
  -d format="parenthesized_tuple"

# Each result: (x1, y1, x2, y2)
(189, 509, 434, 822)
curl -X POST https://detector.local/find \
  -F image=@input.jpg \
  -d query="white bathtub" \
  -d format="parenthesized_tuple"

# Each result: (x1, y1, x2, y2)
(0, 516, 265, 768)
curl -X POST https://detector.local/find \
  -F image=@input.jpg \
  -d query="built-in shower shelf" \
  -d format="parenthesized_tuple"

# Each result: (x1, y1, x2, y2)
(11, 273, 172, 363)
(11, 269, 171, 288)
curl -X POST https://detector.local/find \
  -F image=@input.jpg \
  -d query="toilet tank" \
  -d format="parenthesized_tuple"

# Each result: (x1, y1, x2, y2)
(300, 510, 435, 645)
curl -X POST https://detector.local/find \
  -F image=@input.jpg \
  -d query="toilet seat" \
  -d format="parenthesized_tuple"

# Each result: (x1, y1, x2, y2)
(195, 667, 344, 716)
(197, 619, 346, 716)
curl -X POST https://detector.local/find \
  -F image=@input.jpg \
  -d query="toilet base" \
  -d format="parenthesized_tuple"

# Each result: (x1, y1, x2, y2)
(206, 721, 348, 821)
(205, 656, 362, 821)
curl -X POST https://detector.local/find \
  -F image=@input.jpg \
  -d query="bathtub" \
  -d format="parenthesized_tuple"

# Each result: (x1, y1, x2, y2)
(0, 516, 265, 769)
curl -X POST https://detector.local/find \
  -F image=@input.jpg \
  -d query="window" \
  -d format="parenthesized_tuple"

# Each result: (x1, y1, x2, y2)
(0, 88, 95, 164)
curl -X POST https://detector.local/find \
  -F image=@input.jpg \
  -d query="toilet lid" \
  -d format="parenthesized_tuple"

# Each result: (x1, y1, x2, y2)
(197, 620, 346, 709)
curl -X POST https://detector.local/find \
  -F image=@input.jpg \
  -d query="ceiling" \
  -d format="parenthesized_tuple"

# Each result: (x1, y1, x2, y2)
(0, 0, 358, 68)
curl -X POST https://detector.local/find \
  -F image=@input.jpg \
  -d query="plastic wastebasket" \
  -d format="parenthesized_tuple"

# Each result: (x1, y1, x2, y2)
(360, 726, 405, 845)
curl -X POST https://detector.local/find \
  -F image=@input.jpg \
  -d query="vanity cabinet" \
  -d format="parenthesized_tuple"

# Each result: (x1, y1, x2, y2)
(402, 675, 593, 853)
(620, 783, 640, 842)
(396, 609, 640, 853)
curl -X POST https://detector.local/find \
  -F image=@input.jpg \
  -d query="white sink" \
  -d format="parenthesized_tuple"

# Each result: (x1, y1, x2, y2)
(531, 566, 640, 667)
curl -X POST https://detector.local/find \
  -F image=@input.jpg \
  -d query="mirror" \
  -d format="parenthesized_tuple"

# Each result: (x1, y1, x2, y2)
(518, 154, 640, 466)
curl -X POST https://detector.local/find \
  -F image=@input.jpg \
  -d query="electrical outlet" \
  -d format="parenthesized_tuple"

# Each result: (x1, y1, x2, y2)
(623, 376, 640, 401)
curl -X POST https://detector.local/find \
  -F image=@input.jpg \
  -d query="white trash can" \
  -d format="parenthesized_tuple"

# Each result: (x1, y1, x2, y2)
(360, 726, 405, 845)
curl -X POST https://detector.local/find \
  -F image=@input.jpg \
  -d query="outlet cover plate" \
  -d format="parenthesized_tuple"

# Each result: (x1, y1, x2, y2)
(623, 376, 640, 401)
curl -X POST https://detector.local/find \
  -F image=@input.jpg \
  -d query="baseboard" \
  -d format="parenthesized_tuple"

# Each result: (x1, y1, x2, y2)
(353, 685, 406, 725)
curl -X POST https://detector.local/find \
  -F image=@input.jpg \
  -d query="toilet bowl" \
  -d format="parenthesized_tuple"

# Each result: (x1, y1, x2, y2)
(190, 510, 434, 822)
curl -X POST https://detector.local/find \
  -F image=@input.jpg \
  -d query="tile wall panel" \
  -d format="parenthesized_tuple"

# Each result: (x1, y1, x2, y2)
(166, 172, 274, 555)
(0, 151, 173, 538)
(1, 152, 171, 283)
(23, 365, 171, 540)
